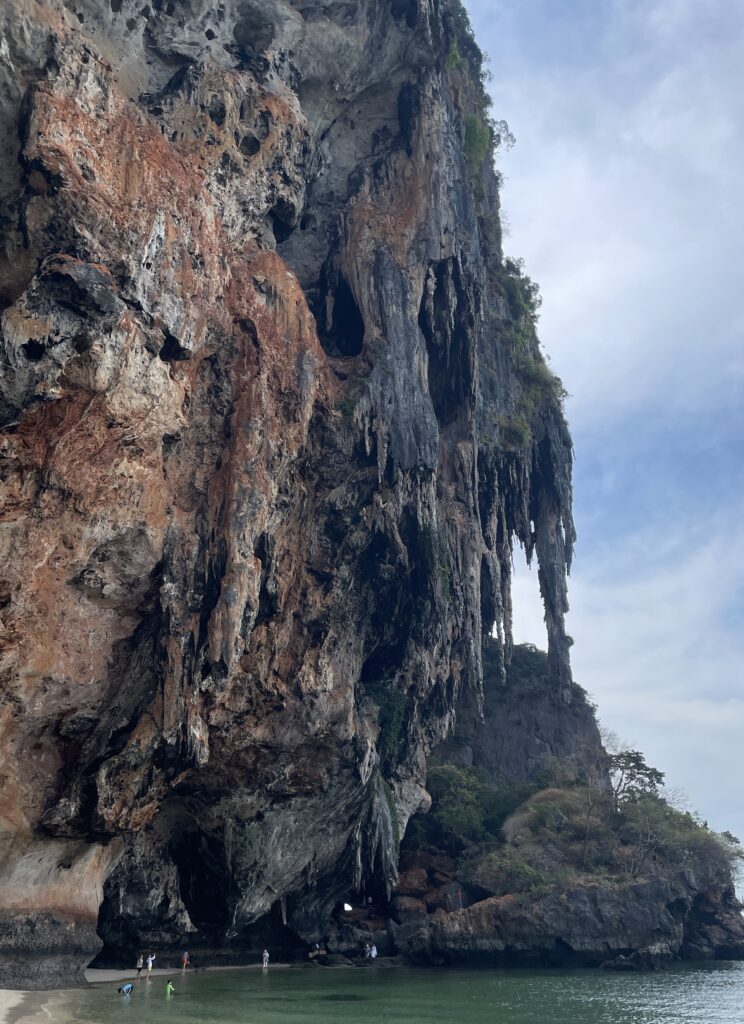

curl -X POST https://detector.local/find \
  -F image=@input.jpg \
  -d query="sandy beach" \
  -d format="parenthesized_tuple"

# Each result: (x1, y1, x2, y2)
(0, 963, 293, 1023)
(0, 992, 24, 1024)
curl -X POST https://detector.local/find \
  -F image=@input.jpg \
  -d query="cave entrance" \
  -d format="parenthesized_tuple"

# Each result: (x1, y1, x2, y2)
(311, 264, 365, 358)
(170, 830, 231, 932)
(418, 259, 473, 426)
(232, 901, 306, 959)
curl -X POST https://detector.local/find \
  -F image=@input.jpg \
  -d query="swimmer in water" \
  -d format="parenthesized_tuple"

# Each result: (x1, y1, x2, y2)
(166, 980, 175, 996)
(118, 983, 133, 996)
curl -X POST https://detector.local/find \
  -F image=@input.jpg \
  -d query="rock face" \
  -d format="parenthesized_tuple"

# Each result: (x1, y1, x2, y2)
(0, 0, 576, 987)
(394, 872, 744, 968)
(435, 640, 604, 785)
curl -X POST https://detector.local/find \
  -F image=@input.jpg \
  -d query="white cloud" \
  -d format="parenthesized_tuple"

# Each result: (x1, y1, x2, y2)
(476, 0, 744, 433)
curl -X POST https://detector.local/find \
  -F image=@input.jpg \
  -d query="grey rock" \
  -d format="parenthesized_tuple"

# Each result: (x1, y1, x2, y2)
(0, 0, 577, 988)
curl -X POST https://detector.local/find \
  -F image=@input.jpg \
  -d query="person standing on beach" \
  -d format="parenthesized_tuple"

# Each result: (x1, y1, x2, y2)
(146, 952, 156, 977)
(136, 954, 144, 980)
(262, 949, 269, 969)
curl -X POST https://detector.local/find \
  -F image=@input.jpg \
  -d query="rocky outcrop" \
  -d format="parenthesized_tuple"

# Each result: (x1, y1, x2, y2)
(0, 0, 576, 987)
(393, 874, 744, 968)
(391, 645, 744, 968)
(435, 640, 603, 785)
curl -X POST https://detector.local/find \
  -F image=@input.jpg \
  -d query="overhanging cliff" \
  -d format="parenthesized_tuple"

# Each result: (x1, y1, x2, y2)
(0, 0, 575, 986)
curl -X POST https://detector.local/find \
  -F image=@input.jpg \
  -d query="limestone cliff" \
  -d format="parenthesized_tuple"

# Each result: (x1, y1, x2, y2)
(391, 644, 744, 968)
(0, 0, 575, 987)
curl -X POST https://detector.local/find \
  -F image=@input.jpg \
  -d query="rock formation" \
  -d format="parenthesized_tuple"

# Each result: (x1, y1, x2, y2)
(388, 643, 744, 968)
(0, 0, 574, 987)
(0, 0, 738, 991)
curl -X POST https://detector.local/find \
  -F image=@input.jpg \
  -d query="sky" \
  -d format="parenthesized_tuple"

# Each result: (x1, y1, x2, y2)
(464, 0, 744, 838)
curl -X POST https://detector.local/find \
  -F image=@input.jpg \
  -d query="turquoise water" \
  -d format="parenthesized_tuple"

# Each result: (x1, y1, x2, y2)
(32, 963, 744, 1024)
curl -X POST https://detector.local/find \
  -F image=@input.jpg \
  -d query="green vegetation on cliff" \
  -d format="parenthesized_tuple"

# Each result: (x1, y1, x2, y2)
(460, 783, 742, 900)
(410, 645, 742, 902)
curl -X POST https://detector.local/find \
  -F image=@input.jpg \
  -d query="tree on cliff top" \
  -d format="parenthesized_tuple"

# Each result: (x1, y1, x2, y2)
(608, 750, 665, 807)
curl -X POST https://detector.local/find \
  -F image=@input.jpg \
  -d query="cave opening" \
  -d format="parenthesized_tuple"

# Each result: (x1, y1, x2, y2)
(159, 331, 191, 361)
(233, 901, 306, 958)
(397, 81, 419, 154)
(418, 260, 472, 426)
(253, 532, 278, 626)
(239, 133, 260, 157)
(268, 199, 297, 243)
(391, 0, 418, 27)
(311, 267, 365, 358)
(21, 339, 46, 361)
(170, 830, 231, 932)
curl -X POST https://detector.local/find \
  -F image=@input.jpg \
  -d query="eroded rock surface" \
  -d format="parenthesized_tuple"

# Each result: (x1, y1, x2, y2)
(0, 0, 578, 986)
(393, 871, 744, 968)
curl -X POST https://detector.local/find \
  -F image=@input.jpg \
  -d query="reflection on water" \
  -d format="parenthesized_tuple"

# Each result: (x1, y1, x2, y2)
(22, 962, 744, 1024)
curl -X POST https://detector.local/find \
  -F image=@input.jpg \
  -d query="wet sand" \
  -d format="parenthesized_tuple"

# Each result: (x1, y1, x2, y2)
(0, 992, 24, 1024)
(0, 963, 289, 1022)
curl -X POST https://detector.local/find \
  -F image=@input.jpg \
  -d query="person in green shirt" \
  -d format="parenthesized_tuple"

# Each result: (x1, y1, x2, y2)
(166, 980, 175, 996)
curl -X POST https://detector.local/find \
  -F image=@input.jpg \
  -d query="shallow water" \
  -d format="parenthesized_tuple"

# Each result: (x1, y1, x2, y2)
(28, 962, 744, 1024)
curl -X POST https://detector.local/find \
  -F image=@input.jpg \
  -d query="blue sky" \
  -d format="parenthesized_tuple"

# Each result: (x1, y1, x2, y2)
(464, 0, 744, 837)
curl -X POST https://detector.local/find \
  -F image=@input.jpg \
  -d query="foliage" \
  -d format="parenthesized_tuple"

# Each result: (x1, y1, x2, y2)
(443, 0, 514, 193)
(408, 729, 743, 900)
(502, 256, 542, 324)
(444, 0, 490, 101)
(618, 794, 740, 879)
(482, 781, 540, 836)
(506, 643, 551, 688)
(426, 765, 489, 851)
(365, 676, 407, 772)
(380, 776, 401, 852)
(608, 750, 665, 806)
(445, 38, 463, 71)
(463, 116, 492, 175)
(461, 846, 547, 896)
(497, 413, 531, 450)
(494, 258, 567, 424)
(419, 765, 537, 855)
(571, 682, 596, 709)
(515, 354, 567, 411)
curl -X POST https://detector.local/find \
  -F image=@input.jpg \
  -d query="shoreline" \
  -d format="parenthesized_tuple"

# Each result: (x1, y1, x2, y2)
(0, 964, 284, 1024)
(83, 963, 291, 986)
(0, 957, 397, 1019)
(0, 993, 23, 1024)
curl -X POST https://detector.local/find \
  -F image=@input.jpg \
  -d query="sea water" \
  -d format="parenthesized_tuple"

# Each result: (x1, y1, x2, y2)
(16, 962, 744, 1024)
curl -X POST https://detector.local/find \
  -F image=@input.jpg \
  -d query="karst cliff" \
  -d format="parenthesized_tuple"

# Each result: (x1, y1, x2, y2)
(0, 0, 740, 990)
